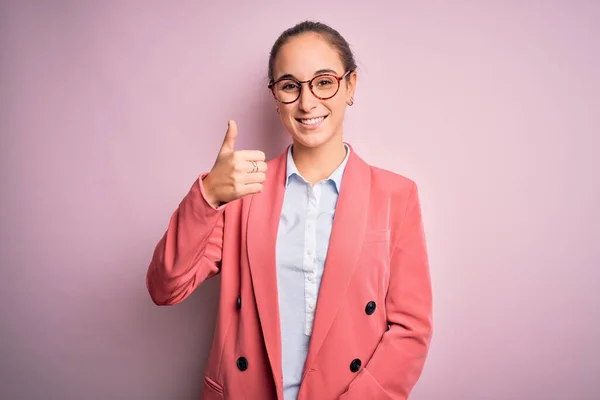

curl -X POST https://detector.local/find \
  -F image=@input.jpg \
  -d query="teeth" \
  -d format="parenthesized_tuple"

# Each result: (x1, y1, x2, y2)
(299, 117, 325, 125)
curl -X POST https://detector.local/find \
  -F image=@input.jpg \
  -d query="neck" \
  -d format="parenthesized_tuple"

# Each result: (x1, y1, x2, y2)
(291, 135, 347, 185)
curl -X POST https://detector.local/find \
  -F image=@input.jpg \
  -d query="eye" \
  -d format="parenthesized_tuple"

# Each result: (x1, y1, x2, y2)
(277, 79, 299, 92)
(282, 83, 298, 91)
(315, 77, 335, 87)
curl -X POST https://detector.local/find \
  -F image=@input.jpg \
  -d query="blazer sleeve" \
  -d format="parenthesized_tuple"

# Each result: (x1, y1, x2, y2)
(341, 181, 433, 400)
(146, 173, 227, 306)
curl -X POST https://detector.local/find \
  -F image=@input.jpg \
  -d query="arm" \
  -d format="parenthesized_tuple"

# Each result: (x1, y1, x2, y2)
(342, 182, 433, 399)
(146, 173, 227, 306)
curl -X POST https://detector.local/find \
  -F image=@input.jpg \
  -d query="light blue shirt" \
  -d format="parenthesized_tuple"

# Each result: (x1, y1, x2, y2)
(275, 143, 350, 400)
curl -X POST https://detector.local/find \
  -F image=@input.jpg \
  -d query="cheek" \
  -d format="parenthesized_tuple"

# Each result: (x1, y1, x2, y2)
(280, 105, 296, 119)
(327, 98, 347, 118)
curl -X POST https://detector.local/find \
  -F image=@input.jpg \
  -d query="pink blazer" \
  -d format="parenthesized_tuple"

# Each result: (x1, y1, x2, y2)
(146, 143, 433, 400)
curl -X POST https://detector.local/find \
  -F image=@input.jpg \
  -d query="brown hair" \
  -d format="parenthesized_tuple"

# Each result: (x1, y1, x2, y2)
(268, 21, 357, 82)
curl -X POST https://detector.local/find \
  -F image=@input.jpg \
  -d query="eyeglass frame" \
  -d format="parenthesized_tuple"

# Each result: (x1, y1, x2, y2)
(267, 70, 352, 104)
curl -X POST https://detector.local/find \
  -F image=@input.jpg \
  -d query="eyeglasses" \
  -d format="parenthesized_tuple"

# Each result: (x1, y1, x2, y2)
(268, 70, 351, 104)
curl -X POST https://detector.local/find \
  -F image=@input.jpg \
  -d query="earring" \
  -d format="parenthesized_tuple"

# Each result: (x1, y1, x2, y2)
(276, 106, 280, 114)
(348, 97, 354, 106)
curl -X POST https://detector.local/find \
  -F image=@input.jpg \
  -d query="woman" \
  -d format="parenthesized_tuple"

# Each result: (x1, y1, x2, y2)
(146, 21, 433, 400)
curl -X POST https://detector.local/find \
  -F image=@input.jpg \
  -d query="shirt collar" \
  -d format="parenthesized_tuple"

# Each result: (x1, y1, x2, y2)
(285, 143, 350, 193)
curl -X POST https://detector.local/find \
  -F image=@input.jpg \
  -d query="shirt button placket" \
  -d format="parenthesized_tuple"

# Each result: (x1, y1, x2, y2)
(304, 183, 319, 335)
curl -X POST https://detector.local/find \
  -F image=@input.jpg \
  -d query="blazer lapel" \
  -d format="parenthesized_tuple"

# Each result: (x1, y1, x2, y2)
(302, 146, 371, 375)
(246, 146, 288, 395)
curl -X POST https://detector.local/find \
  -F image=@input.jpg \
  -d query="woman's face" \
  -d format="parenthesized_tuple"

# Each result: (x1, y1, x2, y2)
(271, 33, 356, 149)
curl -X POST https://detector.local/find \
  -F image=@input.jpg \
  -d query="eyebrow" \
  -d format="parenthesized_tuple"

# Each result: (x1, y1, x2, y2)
(275, 68, 340, 81)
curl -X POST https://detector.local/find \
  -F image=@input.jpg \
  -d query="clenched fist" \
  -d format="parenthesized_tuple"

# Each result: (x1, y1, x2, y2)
(202, 120, 267, 208)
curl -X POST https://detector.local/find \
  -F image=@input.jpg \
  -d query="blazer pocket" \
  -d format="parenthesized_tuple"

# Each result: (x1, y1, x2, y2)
(203, 375, 224, 398)
(364, 229, 390, 243)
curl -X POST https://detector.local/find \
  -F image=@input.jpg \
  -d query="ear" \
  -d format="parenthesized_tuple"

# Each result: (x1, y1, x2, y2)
(346, 70, 357, 101)
(272, 97, 281, 114)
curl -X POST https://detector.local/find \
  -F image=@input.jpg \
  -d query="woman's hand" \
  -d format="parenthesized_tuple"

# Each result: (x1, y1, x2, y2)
(202, 120, 267, 208)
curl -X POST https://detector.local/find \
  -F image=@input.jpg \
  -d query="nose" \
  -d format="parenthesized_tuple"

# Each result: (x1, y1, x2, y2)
(298, 83, 317, 112)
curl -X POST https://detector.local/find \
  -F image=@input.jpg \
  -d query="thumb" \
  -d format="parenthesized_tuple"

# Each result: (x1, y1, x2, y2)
(220, 120, 238, 154)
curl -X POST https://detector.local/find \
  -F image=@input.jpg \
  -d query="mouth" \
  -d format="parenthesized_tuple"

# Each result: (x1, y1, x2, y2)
(295, 115, 328, 128)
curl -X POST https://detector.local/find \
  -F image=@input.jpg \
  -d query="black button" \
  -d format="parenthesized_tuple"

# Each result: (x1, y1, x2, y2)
(237, 357, 248, 371)
(236, 296, 242, 309)
(350, 358, 361, 372)
(365, 301, 376, 315)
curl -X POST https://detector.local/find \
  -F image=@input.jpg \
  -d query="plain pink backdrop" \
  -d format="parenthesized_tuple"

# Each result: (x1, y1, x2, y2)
(1, 1, 598, 399)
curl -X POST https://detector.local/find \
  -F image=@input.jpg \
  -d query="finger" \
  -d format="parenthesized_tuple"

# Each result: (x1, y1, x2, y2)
(236, 149, 266, 161)
(244, 171, 267, 184)
(220, 120, 238, 154)
(239, 183, 264, 196)
(238, 171, 266, 185)
(243, 160, 268, 174)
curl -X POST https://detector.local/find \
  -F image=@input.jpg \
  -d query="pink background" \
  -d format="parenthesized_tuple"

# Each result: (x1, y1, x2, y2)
(1, 1, 599, 399)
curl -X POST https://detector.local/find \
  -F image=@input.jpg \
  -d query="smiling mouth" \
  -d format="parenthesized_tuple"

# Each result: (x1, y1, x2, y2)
(296, 115, 328, 126)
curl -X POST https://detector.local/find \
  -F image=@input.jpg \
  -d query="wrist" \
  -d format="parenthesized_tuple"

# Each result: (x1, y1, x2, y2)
(201, 174, 221, 208)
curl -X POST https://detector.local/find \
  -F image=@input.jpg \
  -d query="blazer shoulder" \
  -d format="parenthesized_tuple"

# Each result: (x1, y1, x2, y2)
(367, 165, 424, 247)
(368, 165, 417, 198)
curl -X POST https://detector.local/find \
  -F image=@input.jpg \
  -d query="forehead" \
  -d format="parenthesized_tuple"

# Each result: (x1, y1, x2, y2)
(273, 33, 344, 80)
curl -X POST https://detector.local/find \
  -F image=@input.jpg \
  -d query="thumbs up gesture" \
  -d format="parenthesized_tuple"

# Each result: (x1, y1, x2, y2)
(203, 120, 267, 208)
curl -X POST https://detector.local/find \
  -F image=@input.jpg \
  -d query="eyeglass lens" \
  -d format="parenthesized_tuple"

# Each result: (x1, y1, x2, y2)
(272, 75, 340, 103)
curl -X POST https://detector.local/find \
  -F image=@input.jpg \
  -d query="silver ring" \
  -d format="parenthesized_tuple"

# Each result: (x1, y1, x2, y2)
(251, 160, 258, 173)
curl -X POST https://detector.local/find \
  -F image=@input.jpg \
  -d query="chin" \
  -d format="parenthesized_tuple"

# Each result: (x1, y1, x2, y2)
(291, 130, 336, 149)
